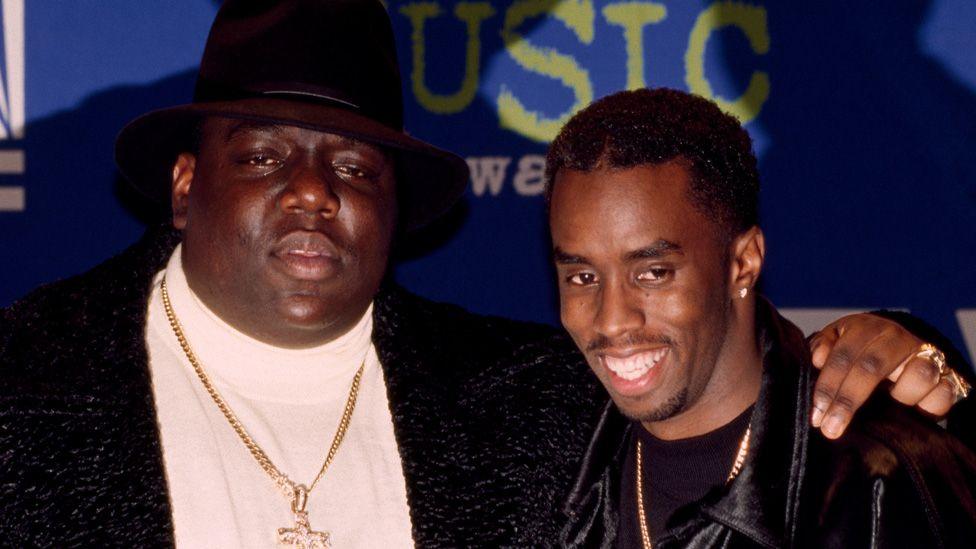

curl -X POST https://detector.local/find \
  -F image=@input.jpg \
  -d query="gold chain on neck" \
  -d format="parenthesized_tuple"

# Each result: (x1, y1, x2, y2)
(160, 277, 364, 501)
(635, 427, 751, 549)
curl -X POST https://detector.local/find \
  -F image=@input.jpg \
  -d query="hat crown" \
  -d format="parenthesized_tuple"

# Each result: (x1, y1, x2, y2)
(115, 0, 469, 230)
(195, 0, 403, 129)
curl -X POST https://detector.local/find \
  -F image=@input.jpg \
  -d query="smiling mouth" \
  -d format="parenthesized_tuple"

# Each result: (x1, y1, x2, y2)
(602, 348, 669, 381)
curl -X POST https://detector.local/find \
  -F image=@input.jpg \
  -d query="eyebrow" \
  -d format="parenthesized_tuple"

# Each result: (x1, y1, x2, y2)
(223, 120, 284, 142)
(332, 134, 368, 149)
(625, 239, 683, 260)
(552, 246, 586, 264)
(219, 120, 387, 152)
(552, 239, 683, 265)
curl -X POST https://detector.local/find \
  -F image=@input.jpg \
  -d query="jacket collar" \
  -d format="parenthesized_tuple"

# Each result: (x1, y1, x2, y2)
(370, 283, 472, 545)
(562, 299, 814, 547)
(695, 300, 813, 547)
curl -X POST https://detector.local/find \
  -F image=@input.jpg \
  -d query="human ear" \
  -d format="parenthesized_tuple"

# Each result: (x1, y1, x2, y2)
(729, 226, 765, 298)
(171, 153, 196, 230)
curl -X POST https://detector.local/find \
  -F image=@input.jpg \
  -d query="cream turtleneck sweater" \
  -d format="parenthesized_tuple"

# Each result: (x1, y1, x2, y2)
(145, 246, 414, 548)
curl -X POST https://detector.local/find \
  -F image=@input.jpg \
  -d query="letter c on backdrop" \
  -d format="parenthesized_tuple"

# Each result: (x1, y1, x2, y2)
(684, 1, 770, 124)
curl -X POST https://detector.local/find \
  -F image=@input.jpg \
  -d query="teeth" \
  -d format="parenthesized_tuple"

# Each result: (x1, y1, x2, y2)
(604, 349, 667, 380)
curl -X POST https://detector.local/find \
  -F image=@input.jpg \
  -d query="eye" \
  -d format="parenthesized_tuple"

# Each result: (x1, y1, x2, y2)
(334, 163, 379, 181)
(566, 271, 599, 286)
(235, 151, 283, 169)
(636, 267, 672, 283)
(246, 155, 280, 167)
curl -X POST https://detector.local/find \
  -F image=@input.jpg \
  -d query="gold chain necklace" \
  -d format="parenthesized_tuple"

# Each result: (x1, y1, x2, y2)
(161, 277, 363, 548)
(635, 426, 751, 549)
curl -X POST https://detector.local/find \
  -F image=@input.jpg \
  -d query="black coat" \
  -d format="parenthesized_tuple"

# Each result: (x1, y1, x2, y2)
(0, 227, 608, 547)
(559, 301, 976, 548)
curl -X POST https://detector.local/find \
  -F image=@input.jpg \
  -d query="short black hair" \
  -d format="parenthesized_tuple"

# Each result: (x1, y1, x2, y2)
(545, 88, 759, 239)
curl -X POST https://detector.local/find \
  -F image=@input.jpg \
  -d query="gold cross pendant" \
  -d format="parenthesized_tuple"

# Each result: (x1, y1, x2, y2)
(278, 510, 330, 548)
(278, 484, 331, 548)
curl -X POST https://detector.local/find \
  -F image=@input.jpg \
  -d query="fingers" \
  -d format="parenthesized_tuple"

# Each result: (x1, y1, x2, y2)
(811, 322, 917, 439)
(808, 312, 963, 439)
(889, 354, 942, 405)
(810, 329, 839, 369)
(915, 378, 956, 417)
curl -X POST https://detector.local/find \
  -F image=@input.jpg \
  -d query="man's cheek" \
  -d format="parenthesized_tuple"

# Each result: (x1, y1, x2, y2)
(659, 286, 708, 326)
(560, 314, 592, 363)
(558, 294, 583, 331)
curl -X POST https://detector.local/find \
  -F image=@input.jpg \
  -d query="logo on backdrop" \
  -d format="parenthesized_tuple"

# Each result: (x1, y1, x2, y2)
(0, 0, 24, 213)
(395, 0, 770, 197)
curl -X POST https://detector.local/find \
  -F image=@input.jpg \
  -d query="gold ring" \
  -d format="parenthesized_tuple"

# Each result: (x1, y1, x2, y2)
(944, 369, 972, 401)
(915, 343, 971, 401)
(914, 343, 947, 376)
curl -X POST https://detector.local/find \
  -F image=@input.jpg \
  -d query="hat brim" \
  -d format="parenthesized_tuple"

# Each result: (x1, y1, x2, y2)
(114, 97, 469, 230)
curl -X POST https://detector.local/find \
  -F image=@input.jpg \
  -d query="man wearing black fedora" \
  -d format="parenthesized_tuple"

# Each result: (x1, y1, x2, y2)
(0, 1, 968, 547)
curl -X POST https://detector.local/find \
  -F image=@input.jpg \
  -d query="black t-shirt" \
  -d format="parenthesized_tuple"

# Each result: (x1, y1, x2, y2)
(615, 406, 754, 548)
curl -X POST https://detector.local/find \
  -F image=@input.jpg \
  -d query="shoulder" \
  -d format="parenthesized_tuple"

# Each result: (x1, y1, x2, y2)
(373, 284, 587, 376)
(804, 396, 976, 546)
(840, 396, 976, 492)
(374, 284, 573, 351)
(373, 287, 607, 543)
(373, 281, 606, 431)
(3, 225, 177, 328)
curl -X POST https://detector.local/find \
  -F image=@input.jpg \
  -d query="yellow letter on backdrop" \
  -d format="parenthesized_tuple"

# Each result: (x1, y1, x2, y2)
(685, 1, 769, 123)
(498, 0, 595, 143)
(602, 1, 667, 90)
(401, 1, 496, 114)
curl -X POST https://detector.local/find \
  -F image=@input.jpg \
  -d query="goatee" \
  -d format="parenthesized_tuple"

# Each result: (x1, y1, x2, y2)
(620, 387, 689, 423)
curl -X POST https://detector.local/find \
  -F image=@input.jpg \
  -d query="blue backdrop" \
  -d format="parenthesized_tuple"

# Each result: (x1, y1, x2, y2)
(1, 0, 974, 365)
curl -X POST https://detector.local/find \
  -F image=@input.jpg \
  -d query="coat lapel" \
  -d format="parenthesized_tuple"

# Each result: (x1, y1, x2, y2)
(694, 301, 813, 547)
(560, 402, 630, 548)
(0, 226, 180, 546)
(661, 300, 813, 548)
(371, 284, 608, 547)
(371, 285, 480, 546)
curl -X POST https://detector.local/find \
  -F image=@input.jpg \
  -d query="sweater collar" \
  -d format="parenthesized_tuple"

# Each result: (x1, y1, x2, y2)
(155, 245, 375, 403)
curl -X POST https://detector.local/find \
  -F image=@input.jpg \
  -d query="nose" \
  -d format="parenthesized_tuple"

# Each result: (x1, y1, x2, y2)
(593, 280, 644, 341)
(280, 162, 340, 218)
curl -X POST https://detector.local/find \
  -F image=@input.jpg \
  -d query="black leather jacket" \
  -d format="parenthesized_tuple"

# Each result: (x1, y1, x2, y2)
(559, 301, 976, 548)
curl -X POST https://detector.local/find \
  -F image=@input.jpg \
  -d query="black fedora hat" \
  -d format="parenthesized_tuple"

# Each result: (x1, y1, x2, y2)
(115, 0, 469, 230)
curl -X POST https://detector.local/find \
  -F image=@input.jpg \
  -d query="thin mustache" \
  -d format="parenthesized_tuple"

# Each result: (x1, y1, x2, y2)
(585, 333, 674, 353)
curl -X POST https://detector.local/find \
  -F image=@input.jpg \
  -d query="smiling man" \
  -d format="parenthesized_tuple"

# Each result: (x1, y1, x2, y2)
(553, 160, 761, 442)
(0, 1, 971, 547)
(549, 88, 976, 547)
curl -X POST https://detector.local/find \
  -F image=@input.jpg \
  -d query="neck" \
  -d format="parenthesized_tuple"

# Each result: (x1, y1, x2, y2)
(158, 251, 375, 400)
(642, 298, 763, 440)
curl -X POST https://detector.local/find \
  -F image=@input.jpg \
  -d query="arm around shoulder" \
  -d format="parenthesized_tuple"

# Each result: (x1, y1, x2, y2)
(801, 420, 976, 548)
